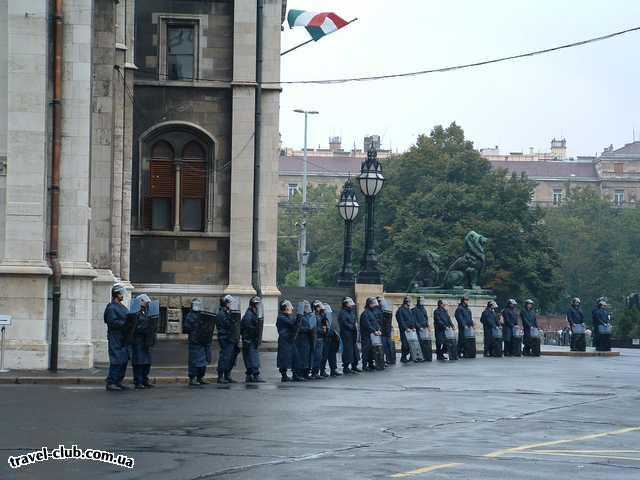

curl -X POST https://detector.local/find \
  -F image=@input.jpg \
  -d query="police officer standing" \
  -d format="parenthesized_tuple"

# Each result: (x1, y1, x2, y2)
(241, 296, 265, 383)
(480, 301, 498, 357)
(413, 296, 431, 361)
(338, 297, 360, 375)
(521, 299, 540, 356)
(455, 295, 473, 358)
(294, 300, 313, 381)
(131, 294, 156, 389)
(105, 284, 131, 391)
(360, 298, 382, 371)
(183, 298, 214, 387)
(567, 297, 585, 352)
(592, 298, 612, 351)
(216, 295, 240, 384)
(277, 300, 298, 382)
(434, 299, 455, 361)
(502, 299, 519, 356)
(310, 300, 325, 380)
(320, 303, 342, 377)
(396, 296, 416, 363)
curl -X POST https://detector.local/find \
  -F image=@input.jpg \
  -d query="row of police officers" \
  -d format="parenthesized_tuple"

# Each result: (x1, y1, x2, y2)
(104, 286, 614, 389)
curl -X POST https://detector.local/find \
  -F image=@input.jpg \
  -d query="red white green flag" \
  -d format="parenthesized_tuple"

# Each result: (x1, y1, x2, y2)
(287, 9, 349, 41)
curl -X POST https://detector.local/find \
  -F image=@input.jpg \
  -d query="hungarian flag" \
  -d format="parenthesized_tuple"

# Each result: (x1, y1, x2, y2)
(287, 9, 349, 41)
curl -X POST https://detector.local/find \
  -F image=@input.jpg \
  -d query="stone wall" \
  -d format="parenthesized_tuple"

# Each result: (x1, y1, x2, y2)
(130, 235, 229, 285)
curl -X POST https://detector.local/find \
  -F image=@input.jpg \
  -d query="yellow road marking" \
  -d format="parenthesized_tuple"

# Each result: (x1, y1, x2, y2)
(390, 463, 461, 478)
(524, 451, 640, 461)
(534, 450, 640, 454)
(485, 426, 640, 458)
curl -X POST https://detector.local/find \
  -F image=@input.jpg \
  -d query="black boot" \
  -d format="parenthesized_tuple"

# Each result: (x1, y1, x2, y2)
(280, 370, 290, 382)
(190, 378, 202, 387)
(400, 355, 409, 363)
(216, 374, 228, 384)
(351, 366, 361, 373)
(292, 372, 306, 382)
(330, 369, 342, 377)
(106, 383, 122, 392)
(225, 374, 237, 384)
(253, 374, 266, 383)
(246, 374, 255, 383)
(198, 377, 208, 385)
(319, 370, 329, 378)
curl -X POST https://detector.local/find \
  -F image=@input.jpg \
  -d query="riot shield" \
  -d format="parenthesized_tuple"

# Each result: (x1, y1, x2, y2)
(463, 326, 476, 339)
(445, 327, 456, 340)
(129, 296, 143, 315)
(418, 328, 431, 341)
(148, 300, 160, 318)
(572, 323, 586, 334)
(405, 329, 424, 362)
(197, 312, 216, 345)
(256, 302, 264, 345)
(598, 324, 612, 335)
(529, 327, 540, 338)
(512, 325, 524, 338)
(370, 333, 383, 347)
(297, 301, 306, 316)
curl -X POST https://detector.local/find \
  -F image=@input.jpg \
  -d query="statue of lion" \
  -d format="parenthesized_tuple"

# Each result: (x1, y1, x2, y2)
(408, 250, 442, 290)
(442, 231, 488, 290)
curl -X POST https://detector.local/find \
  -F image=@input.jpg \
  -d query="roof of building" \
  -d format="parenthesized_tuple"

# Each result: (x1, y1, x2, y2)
(489, 160, 599, 180)
(280, 154, 364, 177)
(605, 141, 640, 157)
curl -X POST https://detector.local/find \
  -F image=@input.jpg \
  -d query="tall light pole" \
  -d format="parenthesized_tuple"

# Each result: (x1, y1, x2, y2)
(293, 109, 319, 287)
(357, 144, 385, 284)
(336, 178, 360, 286)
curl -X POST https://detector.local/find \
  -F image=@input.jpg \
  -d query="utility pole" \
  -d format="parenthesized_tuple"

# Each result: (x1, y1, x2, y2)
(293, 109, 319, 287)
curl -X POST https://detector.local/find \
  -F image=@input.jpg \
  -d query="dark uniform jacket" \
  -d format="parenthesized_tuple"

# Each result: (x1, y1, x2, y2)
(520, 309, 538, 335)
(455, 304, 473, 329)
(104, 300, 130, 365)
(216, 307, 234, 341)
(241, 308, 260, 344)
(567, 306, 584, 325)
(433, 307, 454, 333)
(338, 308, 357, 334)
(480, 309, 498, 329)
(396, 306, 416, 332)
(502, 307, 518, 339)
(412, 306, 429, 330)
(360, 309, 380, 336)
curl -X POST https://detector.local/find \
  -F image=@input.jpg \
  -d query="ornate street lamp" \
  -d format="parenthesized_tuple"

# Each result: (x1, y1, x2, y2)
(356, 145, 385, 284)
(336, 178, 360, 286)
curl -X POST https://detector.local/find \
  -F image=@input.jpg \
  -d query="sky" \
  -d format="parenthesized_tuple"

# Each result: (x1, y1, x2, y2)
(279, 0, 640, 157)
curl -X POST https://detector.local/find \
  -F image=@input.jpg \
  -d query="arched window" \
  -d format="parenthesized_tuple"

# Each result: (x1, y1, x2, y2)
(141, 130, 212, 232)
(146, 141, 175, 230)
(181, 141, 206, 231)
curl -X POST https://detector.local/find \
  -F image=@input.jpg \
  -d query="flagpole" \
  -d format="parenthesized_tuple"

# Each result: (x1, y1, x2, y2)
(281, 18, 359, 56)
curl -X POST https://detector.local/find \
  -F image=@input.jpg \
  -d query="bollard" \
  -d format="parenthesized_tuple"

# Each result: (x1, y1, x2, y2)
(0, 326, 9, 373)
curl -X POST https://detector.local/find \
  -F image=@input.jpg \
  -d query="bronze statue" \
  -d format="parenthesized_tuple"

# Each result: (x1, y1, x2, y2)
(441, 231, 488, 290)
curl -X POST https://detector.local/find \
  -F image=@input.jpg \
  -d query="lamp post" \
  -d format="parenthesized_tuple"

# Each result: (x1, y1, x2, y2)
(336, 178, 360, 286)
(356, 145, 385, 284)
(293, 109, 319, 287)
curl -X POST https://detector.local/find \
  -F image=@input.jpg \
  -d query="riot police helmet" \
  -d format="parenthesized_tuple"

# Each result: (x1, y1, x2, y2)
(571, 297, 581, 306)
(280, 299, 293, 312)
(507, 299, 518, 306)
(366, 297, 379, 309)
(191, 298, 203, 312)
(343, 296, 355, 307)
(111, 284, 126, 298)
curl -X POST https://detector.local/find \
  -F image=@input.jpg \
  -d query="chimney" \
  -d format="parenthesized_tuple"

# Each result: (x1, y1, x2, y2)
(550, 137, 567, 160)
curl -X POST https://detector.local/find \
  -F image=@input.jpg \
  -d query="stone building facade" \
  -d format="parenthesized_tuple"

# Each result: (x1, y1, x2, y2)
(0, 0, 284, 370)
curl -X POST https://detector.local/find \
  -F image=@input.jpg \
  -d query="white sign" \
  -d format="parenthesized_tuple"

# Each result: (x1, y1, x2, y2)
(632, 338, 640, 346)
(0, 315, 11, 326)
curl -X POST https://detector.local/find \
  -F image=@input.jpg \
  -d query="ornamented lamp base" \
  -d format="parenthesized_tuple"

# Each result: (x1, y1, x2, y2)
(336, 272, 355, 287)
(356, 269, 382, 285)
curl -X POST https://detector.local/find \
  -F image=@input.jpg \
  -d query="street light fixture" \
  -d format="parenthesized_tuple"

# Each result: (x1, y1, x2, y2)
(293, 109, 319, 287)
(336, 178, 360, 286)
(357, 144, 385, 284)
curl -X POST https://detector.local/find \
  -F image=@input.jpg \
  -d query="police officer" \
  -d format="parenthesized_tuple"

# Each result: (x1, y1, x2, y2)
(131, 294, 156, 389)
(216, 295, 240, 384)
(396, 296, 416, 363)
(592, 298, 612, 351)
(320, 303, 342, 377)
(455, 295, 473, 358)
(338, 297, 360, 375)
(105, 284, 131, 391)
(294, 300, 313, 381)
(521, 299, 539, 356)
(566, 297, 585, 352)
(310, 300, 325, 380)
(434, 299, 455, 360)
(502, 299, 519, 356)
(183, 298, 214, 387)
(360, 297, 382, 371)
(276, 300, 297, 382)
(413, 296, 431, 361)
(241, 296, 265, 383)
(379, 297, 395, 365)
(480, 301, 498, 357)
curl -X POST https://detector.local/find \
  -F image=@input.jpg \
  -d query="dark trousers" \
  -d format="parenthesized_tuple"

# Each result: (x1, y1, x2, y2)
(382, 336, 393, 363)
(321, 337, 338, 372)
(436, 334, 446, 359)
(361, 336, 373, 367)
(106, 363, 127, 385)
(242, 341, 260, 376)
(133, 364, 151, 385)
(399, 330, 410, 358)
(189, 365, 206, 380)
(218, 340, 240, 375)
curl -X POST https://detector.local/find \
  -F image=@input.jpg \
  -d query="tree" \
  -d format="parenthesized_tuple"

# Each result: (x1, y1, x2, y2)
(277, 124, 563, 310)
(544, 186, 640, 317)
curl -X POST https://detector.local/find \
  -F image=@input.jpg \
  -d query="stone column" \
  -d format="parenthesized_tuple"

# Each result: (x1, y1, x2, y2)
(0, 0, 52, 369)
(255, 0, 283, 340)
(57, 0, 98, 369)
(225, 1, 257, 298)
(90, 0, 118, 364)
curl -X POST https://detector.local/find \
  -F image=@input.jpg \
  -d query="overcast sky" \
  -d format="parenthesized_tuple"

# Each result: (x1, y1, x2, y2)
(279, 0, 640, 157)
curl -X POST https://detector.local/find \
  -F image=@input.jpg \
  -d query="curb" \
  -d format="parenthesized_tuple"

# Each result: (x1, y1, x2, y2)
(541, 351, 620, 357)
(0, 376, 190, 385)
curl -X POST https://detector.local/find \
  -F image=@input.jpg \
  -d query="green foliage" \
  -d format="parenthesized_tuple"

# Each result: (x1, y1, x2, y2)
(277, 124, 563, 310)
(614, 308, 640, 338)
(544, 187, 640, 315)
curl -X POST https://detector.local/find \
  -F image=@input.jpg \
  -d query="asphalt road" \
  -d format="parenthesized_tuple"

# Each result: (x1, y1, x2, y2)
(1, 351, 639, 480)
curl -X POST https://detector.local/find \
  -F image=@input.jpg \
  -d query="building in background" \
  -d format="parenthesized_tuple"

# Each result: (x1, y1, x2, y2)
(279, 136, 392, 201)
(0, 0, 285, 370)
